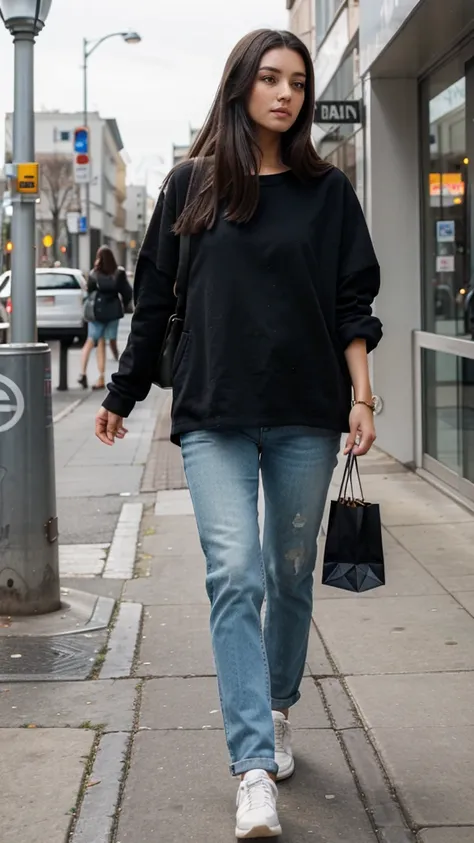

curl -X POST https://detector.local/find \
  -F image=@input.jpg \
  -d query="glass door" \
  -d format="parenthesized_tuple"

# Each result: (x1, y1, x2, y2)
(419, 47, 474, 499)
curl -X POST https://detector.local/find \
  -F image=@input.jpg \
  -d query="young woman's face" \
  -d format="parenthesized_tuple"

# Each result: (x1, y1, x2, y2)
(247, 47, 307, 135)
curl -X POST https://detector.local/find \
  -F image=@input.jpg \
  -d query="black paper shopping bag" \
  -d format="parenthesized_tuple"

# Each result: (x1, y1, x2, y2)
(322, 453, 385, 593)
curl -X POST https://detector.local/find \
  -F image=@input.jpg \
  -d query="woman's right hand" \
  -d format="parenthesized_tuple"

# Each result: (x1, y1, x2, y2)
(95, 407, 128, 446)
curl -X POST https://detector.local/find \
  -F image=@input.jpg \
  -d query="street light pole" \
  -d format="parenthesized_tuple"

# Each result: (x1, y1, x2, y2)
(0, 0, 60, 616)
(9, 9, 37, 341)
(81, 30, 141, 269)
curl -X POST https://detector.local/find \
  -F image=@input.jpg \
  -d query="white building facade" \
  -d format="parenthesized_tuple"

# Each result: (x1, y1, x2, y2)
(124, 184, 147, 273)
(289, 0, 474, 502)
(4, 111, 127, 270)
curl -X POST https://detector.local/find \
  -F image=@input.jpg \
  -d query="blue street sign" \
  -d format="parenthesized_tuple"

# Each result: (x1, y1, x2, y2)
(79, 216, 88, 234)
(74, 128, 89, 154)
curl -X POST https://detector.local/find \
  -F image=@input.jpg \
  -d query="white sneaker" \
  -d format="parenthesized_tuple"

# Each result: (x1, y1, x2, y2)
(272, 711, 295, 781)
(235, 769, 282, 838)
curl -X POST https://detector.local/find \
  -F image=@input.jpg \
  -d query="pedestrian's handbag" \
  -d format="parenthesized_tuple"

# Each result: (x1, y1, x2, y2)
(322, 452, 385, 592)
(153, 234, 191, 388)
(83, 290, 97, 323)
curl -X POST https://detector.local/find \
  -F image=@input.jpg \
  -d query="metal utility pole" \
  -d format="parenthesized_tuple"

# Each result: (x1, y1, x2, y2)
(0, 0, 60, 616)
(81, 30, 142, 269)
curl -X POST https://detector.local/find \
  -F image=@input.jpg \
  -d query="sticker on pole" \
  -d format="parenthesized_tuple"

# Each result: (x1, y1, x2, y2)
(0, 375, 25, 433)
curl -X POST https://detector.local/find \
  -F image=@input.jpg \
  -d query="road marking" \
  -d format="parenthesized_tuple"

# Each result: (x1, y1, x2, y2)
(0, 375, 25, 433)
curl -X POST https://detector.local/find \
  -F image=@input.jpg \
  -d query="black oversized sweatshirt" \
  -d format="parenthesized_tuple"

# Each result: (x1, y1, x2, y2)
(103, 163, 382, 445)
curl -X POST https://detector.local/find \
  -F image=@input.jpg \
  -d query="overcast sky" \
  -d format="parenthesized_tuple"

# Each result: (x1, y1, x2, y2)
(0, 0, 288, 194)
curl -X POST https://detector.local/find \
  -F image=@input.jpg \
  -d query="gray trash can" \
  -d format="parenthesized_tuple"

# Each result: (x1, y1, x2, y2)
(0, 343, 60, 615)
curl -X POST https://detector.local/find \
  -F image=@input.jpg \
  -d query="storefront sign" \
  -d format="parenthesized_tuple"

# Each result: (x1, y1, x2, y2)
(436, 221, 455, 243)
(314, 100, 362, 124)
(436, 255, 455, 273)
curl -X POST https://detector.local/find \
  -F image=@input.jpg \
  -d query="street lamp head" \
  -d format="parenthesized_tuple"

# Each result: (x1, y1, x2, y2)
(0, 0, 52, 34)
(122, 30, 141, 44)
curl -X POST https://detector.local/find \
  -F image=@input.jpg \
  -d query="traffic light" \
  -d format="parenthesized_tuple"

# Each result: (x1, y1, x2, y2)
(5, 241, 13, 253)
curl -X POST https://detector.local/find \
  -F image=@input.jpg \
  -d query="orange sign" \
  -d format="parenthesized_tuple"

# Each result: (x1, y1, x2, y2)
(430, 173, 465, 197)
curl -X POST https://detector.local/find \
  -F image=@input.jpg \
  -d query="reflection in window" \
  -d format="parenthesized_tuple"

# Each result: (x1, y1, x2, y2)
(315, 0, 343, 47)
(425, 76, 467, 336)
(423, 349, 474, 484)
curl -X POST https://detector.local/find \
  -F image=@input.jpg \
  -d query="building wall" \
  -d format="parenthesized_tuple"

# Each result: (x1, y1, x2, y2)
(287, 0, 315, 54)
(364, 77, 421, 464)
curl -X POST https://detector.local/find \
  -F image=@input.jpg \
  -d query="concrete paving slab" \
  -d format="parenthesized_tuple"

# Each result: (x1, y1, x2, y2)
(124, 554, 207, 604)
(57, 465, 144, 498)
(315, 595, 474, 674)
(116, 729, 377, 842)
(61, 577, 124, 600)
(139, 676, 330, 730)
(101, 602, 142, 679)
(147, 514, 200, 536)
(454, 592, 474, 618)
(319, 678, 359, 729)
(306, 624, 335, 676)
(137, 604, 215, 676)
(155, 488, 194, 515)
(57, 495, 123, 544)
(346, 673, 474, 729)
(103, 502, 143, 578)
(72, 731, 130, 843)
(1, 728, 94, 843)
(389, 522, 474, 553)
(0, 679, 137, 730)
(371, 725, 474, 826)
(349, 475, 473, 526)
(418, 830, 474, 843)
(59, 544, 108, 576)
(139, 530, 203, 557)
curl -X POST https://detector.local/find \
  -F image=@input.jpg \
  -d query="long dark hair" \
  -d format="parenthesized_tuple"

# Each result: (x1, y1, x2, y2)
(95, 245, 117, 276)
(172, 29, 331, 235)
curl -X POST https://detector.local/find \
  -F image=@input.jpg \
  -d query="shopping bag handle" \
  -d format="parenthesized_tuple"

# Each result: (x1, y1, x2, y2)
(338, 452, 364, 502)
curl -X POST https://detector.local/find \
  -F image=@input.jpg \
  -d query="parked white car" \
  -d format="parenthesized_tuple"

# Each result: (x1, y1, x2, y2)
(0, 267, 88, 345)
(0, 299, 9, 343)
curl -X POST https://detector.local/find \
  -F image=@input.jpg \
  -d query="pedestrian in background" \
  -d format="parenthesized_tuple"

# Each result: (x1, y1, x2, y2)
(96, 28, 382, 839)
(79, 245, 132, 390)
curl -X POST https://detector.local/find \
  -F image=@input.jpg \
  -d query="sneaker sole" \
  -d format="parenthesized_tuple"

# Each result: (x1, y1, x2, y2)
(235, 823, 282, 838)
(276, 758, 295, 782)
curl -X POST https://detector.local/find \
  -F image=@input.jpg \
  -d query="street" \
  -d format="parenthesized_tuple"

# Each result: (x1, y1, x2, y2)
(2, 337, 474, 841)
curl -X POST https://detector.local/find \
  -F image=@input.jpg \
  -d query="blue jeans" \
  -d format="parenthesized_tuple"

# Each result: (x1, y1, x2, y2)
(181, 426, 340, 776)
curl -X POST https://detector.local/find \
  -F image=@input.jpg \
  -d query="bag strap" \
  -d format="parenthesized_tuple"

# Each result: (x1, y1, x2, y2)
(174, 235, 191, 320)
(338, 452, 364, 502)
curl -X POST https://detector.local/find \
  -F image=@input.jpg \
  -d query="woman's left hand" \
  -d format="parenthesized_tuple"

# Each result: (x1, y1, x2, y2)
(344, 404, 376, 456)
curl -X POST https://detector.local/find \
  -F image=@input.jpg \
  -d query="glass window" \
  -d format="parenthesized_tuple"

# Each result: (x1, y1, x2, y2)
(422, 63, 467, 337)
(315, 0, 343, 48)
(60, 131, 70, 141)
(35, 273, 80, 290)
(423, 348, 474, 484)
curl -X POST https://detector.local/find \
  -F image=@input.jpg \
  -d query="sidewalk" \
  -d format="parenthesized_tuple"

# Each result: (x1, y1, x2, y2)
(2, 390, 474, 843)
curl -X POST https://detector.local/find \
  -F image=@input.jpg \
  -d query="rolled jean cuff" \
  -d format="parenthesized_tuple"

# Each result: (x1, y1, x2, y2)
(231, 756, 279, 777)
(271, 690, 301, 710)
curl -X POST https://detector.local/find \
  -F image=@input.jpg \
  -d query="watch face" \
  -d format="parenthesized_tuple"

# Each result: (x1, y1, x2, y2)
(373, 395, 384, 416)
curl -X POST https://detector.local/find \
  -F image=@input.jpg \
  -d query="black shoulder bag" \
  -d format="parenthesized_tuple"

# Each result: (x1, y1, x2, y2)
(153, 234, 191, 389)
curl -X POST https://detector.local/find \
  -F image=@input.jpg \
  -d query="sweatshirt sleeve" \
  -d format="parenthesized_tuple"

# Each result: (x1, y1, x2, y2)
(336, 175, 383, 354)
(102, 176, 179, 418)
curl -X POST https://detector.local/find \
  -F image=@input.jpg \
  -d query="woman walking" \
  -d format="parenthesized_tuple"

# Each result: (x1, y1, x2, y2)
(79, 245, 132, 390)
(96, 29, 382, 839)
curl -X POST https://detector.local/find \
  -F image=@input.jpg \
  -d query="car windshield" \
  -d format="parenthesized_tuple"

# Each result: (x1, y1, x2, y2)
(36, 273, 80, 290)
